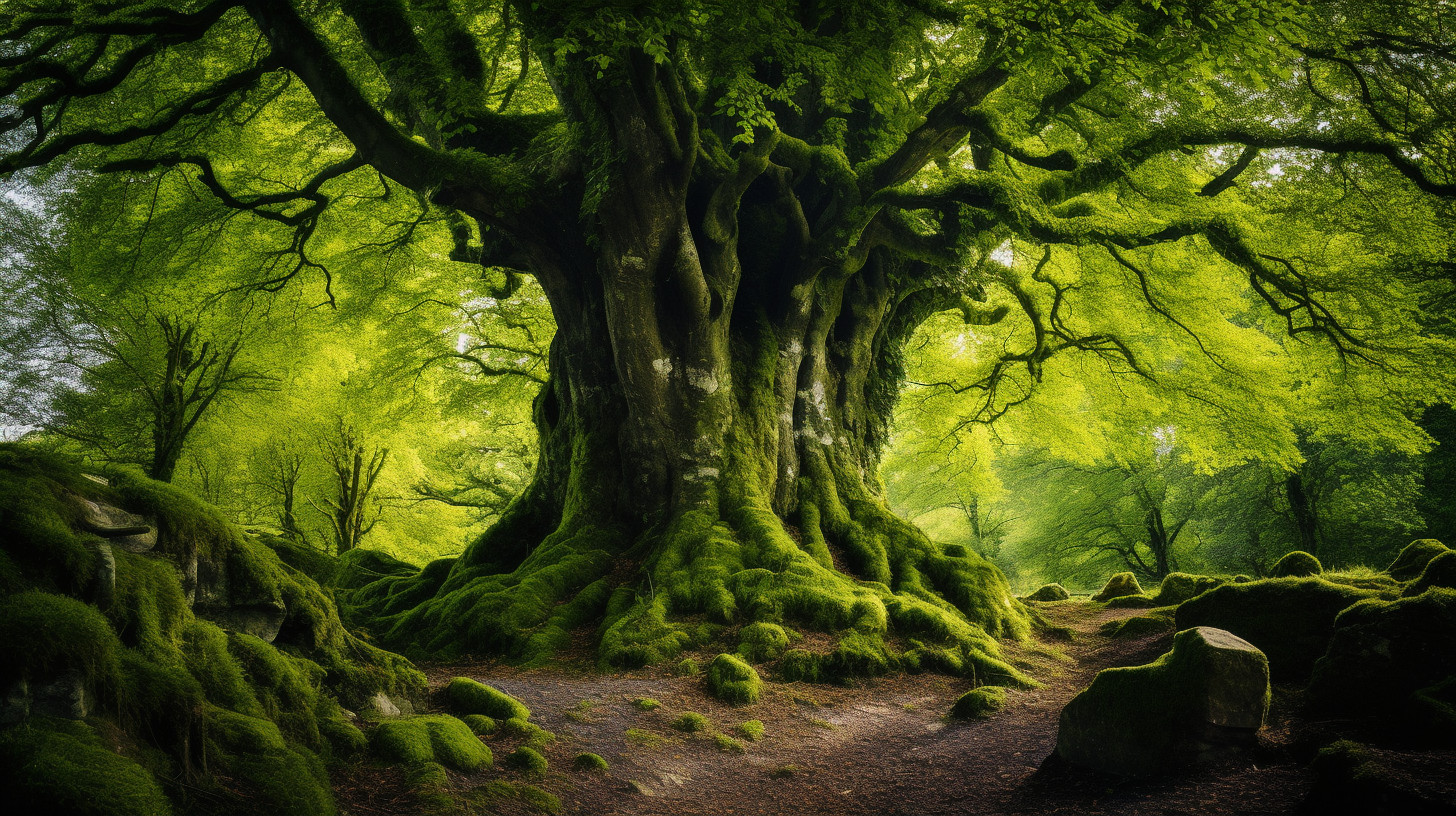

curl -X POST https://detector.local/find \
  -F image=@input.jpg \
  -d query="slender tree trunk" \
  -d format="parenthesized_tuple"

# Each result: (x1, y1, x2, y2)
(1286, 473, 1319, 558)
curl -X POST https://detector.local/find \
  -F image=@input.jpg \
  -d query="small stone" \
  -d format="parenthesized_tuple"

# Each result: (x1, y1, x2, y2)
(1026, 583, 1070, 602)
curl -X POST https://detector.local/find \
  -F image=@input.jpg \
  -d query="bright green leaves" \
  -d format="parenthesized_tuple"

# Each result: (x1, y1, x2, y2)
(713, 71, 805, 145)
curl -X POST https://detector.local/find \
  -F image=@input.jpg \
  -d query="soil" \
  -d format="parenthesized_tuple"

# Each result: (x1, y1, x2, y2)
(331, 600, 1436, 816)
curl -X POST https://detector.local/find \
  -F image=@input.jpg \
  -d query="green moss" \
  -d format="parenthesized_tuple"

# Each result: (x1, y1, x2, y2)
(1387, 539, 1449, 581)
(1149, 573, 1225, 605)
(473, 781, 562, 815)
(1323, 566, 1402, 592)
(371, 714, 492, 772)
(950, 685, 1007, 720)
(0, 716, 173, 816)
(0, 590, 122, 697)
(402, 760, 453, 813)
(737, 622, 790, 662)
(632, 697, 662, 711)
(738, 719, 765, 740)
(1404, 550, 1456, 597)
(1271, 551, 1322, 578)
(713, 733, 745, 752)
(461, 713, 498, 735)
(1100, 607, 1177, 638)
(1175, 577, 1377, 680)
(334, 548, 420, 590)
(1092, 572, 1143, 602)
(707, 653, 762, 705)
(445, 676, 530, 720)
(319, 716, 368, 755)
(624, 728, 665, 748)
(1103, 593, 1157, 609)
(677, 658, 700, 676)
(204, 706, 335, 815)
(672, 711, 710, 732)
(1025, 583, 1070, 602)
(498, 716, 555, 748)
(506, 746, 549, 774)
(573, 752, 609, 772)
(256, 533, 337, 586)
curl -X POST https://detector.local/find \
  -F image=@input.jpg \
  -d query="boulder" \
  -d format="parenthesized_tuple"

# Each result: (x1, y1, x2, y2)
(1057, 626, 1270, 776)
(1387, 539, 1450, 582)
(1271, 550, 1322, 578)
(69, 494, 157, 553)
(1305, 740, 1456, 816)
(1026, 583, 1070, 602)
(1404, 550, 1456, 597)
(1307, 588, 1456, 741)
(1092, 572, 1144, 602)
(1174, 577, 1378, 680)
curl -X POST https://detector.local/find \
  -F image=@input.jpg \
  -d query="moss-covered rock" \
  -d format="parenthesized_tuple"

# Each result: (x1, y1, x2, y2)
(1307, 588, 1456, 741)
(444, 677, 529, 720)
(706, 653, 761, 705)
(950, 686, 1006, 720)
(1386, 539, 1450, 582)
(205, 706, 336, 815)
(1174, 577, 1379, 680)
(1404, 550, 1456, 597)
(0, 716, 172, 816)
(737, 622, 789, 662)
(1103, 593, 1157, 609)
(1092, 572, 1143, 602)
(497, 716, 555, 749)
(1057, 627, 1270, 776)
(1149, 573, 1226, 606)
(333, 547, 419, 591)
(1271, 551, 1322, 578)
(1305, 740, 1456, 815)
(1026, 583, 1070, 602)
(1099, 607, 1176, 639)
(372, 714, 492, 772)
(0, 590, 122, 715)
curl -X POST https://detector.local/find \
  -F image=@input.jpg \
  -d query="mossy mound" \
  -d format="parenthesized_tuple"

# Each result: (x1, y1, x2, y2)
(0, 444, 426, 815)
(1103, 593, 1157, 609)
(498, 716, 556, 749)
(1149, 573, 1226, 606)
(714, 733, 745, 752)
(738, 719, 765, 740)
(1175, 577, 1379, 680)
(1307, 588, 1456, 741)
(371, 714, 492, 772)
(461, 714, 498, 735)
(1057, 627, 1270, 777)
(334, 547, 420, 591)
(950, 685, 1006, 720)
(737, 622, 790, 662)
(0, 716, 172, 816)
(1404, 550, 1456, 597)
(1099, 607, 1177, 639)
(505, 745, 548, 774)
(1386, 539, 1450, 582)
(1025, 583, 1070, 602)
(706, 653, 761, 705)
(573, 752, 609, 772)
(1092, 572, 1144, 602)
(445, 677, 530, 720)
(672, 711, 710, 732)
(632, 697, 661, 711)
(256, 534, 337, 587)
(1271, 551, 1322, 578)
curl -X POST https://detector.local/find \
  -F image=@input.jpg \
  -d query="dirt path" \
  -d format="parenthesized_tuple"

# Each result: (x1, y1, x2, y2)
(378, 601, 1312, 815)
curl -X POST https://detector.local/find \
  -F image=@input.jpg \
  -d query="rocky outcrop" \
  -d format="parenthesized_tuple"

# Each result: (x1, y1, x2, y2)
(1057, 626, 1270, 776)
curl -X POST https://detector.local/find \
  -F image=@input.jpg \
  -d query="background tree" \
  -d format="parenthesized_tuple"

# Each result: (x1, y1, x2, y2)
(315, 419, 389, 555)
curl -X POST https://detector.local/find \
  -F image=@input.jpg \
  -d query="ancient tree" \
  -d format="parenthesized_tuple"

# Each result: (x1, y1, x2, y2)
(3, 0, 1452, 674)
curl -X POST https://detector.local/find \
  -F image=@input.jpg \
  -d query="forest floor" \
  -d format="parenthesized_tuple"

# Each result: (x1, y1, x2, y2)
(338, 601, 1325, 816)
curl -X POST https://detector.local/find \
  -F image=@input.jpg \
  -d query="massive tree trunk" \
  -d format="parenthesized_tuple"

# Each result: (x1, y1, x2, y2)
(348, 84, 1030, 683)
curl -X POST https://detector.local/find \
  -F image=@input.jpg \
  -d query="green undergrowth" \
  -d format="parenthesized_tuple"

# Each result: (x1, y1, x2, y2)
(340, 441, 1036, 689)
(0, 443, 426, 816)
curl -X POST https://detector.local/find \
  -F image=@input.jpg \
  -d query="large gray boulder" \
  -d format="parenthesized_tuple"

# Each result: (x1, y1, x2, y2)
(1057, 626, 1270, 776)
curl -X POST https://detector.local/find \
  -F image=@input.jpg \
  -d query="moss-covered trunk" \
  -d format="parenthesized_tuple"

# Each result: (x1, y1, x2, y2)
(347, 71, 1032, 684)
